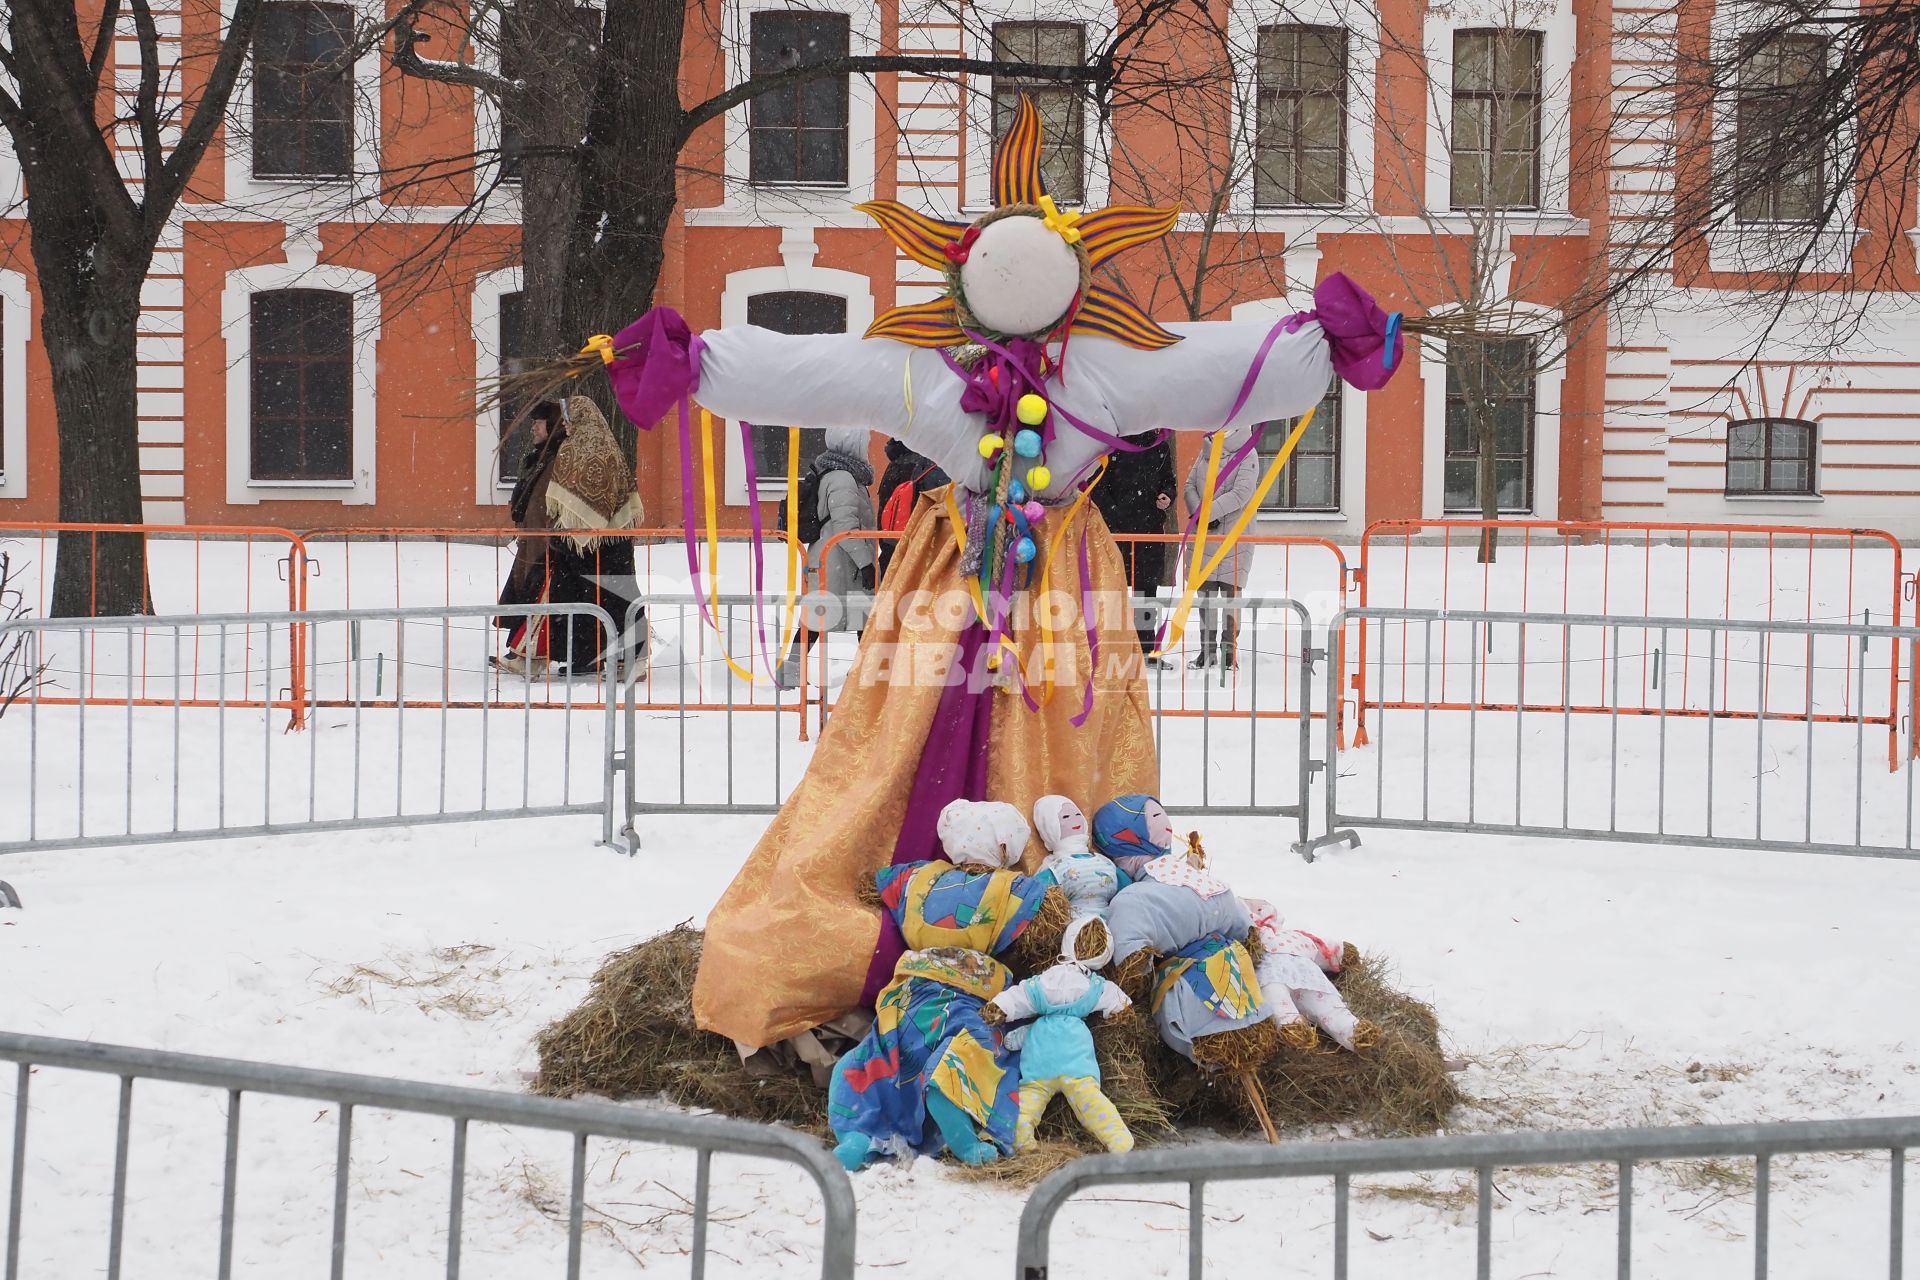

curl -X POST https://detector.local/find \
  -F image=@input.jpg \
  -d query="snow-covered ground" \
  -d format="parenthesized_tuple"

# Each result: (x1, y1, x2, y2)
(4, 816, 1917, 1278)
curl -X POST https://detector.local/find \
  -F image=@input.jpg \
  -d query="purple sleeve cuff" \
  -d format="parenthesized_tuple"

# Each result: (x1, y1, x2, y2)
(607, 307, 703, 429)
(1312, 272, 1405, 393)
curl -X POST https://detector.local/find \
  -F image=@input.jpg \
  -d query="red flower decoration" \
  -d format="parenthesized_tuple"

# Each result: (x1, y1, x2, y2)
(941, 226, 982, 264)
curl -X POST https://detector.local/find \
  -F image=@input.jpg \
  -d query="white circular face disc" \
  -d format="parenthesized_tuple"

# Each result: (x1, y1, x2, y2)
(959, 215, 1080, 336)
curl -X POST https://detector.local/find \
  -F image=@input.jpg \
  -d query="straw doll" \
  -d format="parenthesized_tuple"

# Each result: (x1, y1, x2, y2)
(1243, 899, 1381, 1053)
(828, 801, 1070, 1170)
(1031, 794, 1129, 922)
(982, 917, 1136, 1153)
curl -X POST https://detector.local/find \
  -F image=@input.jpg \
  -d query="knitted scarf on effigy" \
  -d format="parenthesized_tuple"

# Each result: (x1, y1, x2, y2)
(544, 396, 644, 550)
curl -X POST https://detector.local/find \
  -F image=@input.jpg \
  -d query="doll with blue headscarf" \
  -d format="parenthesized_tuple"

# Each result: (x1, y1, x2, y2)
(1094, 795, 1278, 1071)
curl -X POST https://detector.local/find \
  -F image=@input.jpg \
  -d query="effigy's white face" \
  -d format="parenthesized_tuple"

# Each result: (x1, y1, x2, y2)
(1058, 799, 1087, 838)
(959, 215, 1080, 337)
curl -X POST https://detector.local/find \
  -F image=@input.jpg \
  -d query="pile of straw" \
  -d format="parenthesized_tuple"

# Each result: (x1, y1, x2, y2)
(534, 928, 1459, 1180)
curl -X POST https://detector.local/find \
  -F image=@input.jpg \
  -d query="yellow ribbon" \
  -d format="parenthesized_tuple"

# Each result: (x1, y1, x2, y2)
(1189, 431, 1225, 610)
(778, 425, 802, 663)
(698, 409, 759, 683)
(1037, 194, 1084, 245)
(1153, 408, 1317, 657)
(579, 334, 616, 366)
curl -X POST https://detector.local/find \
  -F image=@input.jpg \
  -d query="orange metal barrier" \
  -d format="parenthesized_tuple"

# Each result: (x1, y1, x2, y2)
(1352, 519, 1908, 764)
(0, 522, 312, 727)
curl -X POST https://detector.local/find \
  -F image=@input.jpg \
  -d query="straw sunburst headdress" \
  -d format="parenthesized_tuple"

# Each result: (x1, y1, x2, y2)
(855, 96, 1181, 350)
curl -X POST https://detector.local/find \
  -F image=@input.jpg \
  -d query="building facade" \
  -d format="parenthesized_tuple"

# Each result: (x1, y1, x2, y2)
(3, 0, 1917, 538)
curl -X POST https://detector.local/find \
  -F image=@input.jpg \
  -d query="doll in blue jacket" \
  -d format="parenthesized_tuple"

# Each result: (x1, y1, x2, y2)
(981, 917, 1136, 1153)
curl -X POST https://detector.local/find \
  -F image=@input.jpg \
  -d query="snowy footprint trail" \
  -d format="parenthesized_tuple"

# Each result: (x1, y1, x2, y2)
(3, 816, 1917, 1276)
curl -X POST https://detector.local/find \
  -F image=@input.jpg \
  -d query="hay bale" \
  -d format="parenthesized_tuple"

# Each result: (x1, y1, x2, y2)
(531, 930, 1460, 1162)
(532, 924, 831, 1135)
(1164, 951, 1460, 1136)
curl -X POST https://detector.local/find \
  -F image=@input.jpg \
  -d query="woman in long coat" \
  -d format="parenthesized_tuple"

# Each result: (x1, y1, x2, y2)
(1182, 426, 1260, 670)
(495, 397, 646, 678)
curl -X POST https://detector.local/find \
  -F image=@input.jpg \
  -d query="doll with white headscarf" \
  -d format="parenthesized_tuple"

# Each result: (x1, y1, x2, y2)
(1032, 795, 1130, 923)
(981, 917, 1135, 1154)
(832, 799, 1070, 1170)
(777, 425, 878, 688)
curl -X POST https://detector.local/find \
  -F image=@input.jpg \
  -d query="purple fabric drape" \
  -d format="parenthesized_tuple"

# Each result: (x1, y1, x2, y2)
(856, 624, 995, 1005)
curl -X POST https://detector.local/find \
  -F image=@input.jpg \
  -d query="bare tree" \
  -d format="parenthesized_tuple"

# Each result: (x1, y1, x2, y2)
(0, 1, 265, 615)
(0, 544, 48, 718)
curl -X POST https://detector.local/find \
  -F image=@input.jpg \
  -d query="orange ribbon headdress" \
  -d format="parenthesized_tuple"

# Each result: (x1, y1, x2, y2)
(855, 96, 1181, 350)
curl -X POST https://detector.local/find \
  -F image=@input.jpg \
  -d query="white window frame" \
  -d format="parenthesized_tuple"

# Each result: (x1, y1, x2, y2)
(221, 242, 381, 505)
(958, 0, 1115, 213)
(0, 269, 30, 501)
(221, 0, 383, 219)
(1227, 0, 1380, 218)
(1423, 1, 1575, 217)
(717, 228, 874, 505)
(472, 265, 524, 506)
(1231, 297, 1363, 526)
(1419, 301, 1564, 518)
(708, 0, 879, 219)
(1707, 0, 1862, 273)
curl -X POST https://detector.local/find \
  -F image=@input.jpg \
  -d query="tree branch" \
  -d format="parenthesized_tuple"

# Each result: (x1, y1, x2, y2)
(129, 0, 166, 190)
(390, 0, 517, 100)
(679, 55, 1108, 141)
(155, 0, 264, 217)
(86, 0, 125, 93)
(6, 0, 139, 222)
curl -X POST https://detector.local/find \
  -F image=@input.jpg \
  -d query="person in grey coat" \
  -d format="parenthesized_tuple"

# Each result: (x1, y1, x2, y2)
(1181, 425, 1259, 670)
(778, 426, 877, 688)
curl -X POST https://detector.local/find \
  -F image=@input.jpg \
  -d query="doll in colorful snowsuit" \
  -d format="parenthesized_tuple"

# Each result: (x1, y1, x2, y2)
(1031, 795, 1129, 922)
(1094, 796, 1275, 1068)
(828, 800, 1067, 1170)
(982, 917, 1136, 1153)
(1243, 899, 1380, 1053)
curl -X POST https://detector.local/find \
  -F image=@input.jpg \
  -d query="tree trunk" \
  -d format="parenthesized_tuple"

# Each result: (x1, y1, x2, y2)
(560, 0, 685, 463)
(31, 227, 151, 616)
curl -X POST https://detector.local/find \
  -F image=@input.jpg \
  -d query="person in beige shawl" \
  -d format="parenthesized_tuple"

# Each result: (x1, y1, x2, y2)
(494, 396, 648, 679)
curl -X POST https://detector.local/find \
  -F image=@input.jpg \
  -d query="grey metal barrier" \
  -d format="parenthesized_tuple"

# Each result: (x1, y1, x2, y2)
(1306, 606, 1920, 861)
(0, 1029, 855, 1280)
(616, 593, 1327, 850)
(0, 604, 622, 853)
(1013, 1113, 1918, 1280)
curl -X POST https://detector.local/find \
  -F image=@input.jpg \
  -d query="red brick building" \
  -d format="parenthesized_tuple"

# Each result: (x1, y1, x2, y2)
(4, 0, 1916, 538)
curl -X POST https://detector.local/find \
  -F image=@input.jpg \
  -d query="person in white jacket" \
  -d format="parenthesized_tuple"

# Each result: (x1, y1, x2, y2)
(1244, 898, 1380, 1053)
(1182, 425, 1259, 670)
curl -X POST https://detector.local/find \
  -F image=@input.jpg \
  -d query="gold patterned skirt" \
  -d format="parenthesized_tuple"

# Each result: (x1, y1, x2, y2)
(691, 488, 1159, 1050)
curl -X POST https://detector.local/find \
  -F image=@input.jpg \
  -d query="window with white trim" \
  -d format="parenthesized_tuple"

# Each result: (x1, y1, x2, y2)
(250, 290, 353, 482)
(1733, 32, 1829, 224)
(1255, 24, 1347, 209)
(1726, 417, 1817, 495)
(1443, 336, 1535, 512)
(991, 21, 1087, 204)
(748, 11, 851, 186)
(1449, 28, 1542, 210)
(0, 271, 30, 500)
(746, 291, 844, 476)
(252, 2, 355, 179)
(1258, 388, 1342, 511)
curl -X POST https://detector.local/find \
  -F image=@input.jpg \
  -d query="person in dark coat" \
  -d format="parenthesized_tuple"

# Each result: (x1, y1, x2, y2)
(875, 438, 950, 582)
(494, 397, 646, 679)
(1090, 432, 1177, 668)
